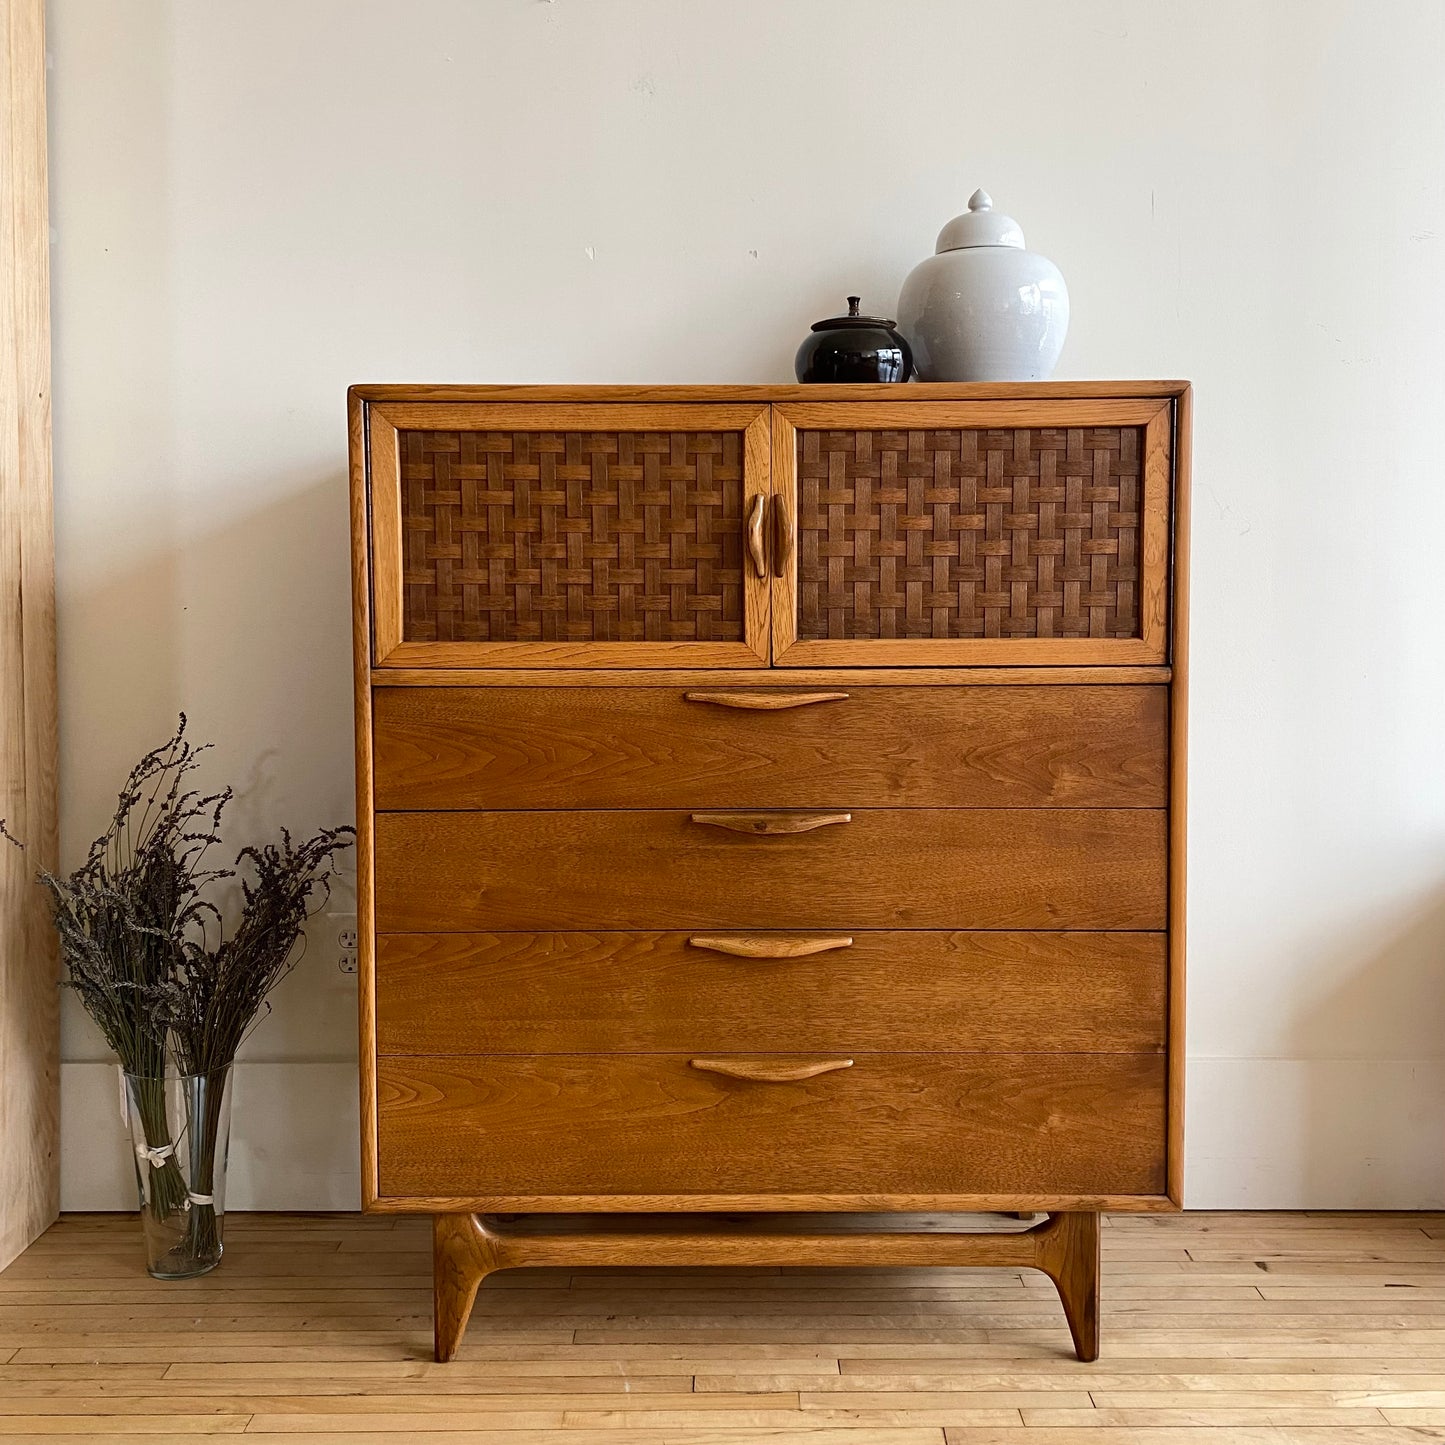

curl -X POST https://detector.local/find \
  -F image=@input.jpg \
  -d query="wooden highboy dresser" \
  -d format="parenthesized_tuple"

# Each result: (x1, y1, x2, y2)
(348, 382, 1190, 1362)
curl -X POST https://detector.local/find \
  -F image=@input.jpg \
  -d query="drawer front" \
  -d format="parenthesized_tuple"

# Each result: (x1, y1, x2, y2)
(373, 685, 1167, 810)
(376, 1052, 1168, 1200)
(373, 808, 1167, 931)
(375, 931, 1167, 1055)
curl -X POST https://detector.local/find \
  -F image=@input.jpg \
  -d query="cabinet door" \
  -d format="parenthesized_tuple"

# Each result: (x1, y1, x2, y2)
(367, 404, 771, 667)
(771, 400, 1173, 666)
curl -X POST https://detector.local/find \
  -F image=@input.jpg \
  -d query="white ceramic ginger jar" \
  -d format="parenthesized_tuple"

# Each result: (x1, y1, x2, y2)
(896, 189, 1069, 382)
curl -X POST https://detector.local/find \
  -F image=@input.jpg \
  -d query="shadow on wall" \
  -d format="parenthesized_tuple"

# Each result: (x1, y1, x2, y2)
(1190, 880, 1445, 1210)
(58, 468, 364, 1210)
(59, 468, 359, 1066)
(1295, 883, 1445, 1206)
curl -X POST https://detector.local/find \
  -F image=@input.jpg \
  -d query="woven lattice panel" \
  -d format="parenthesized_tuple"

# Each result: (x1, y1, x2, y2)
(399, 430, 745, 643)
(796, 427, 1144, 641)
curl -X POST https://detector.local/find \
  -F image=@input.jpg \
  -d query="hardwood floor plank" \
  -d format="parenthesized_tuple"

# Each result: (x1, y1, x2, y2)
(3, 1213, 1445, 1440)
(1022, 1409, 1392, 1426)
(237, 1433, 950, 1445)
(0, 1419, 250, 1435)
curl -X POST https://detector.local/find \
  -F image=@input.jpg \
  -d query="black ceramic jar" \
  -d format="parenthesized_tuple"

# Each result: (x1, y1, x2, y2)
(794, 296, 913, 383)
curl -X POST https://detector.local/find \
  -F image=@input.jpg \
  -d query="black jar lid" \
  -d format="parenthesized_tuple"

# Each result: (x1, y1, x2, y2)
(810, 296, 898, 332)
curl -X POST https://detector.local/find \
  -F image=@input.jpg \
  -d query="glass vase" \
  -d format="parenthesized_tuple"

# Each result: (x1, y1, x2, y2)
(121, 1066, 233, 1279)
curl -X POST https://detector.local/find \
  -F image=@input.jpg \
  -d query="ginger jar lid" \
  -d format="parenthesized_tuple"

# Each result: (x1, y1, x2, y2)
(935, 189, 1026, 252)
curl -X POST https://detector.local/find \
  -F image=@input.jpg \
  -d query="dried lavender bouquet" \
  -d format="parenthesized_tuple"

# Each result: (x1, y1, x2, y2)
(4, 717, 353, 1274)
(150, 822, 354, 1262)
(1, 717, 231, 1220)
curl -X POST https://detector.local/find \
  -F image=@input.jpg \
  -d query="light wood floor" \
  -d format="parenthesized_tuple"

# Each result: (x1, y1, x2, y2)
(2, 1212, 1445, 1442)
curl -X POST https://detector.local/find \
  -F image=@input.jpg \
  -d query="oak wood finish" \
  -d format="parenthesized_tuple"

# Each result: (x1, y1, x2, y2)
(771, 401, 1173, 666)
(688, 933, 854, 957)
(432, 1208, 1103, 1365)
(378, 663, 1172, 685)
(374, 807, 1166, 932)
(0, 0, 58, 1271)
(400, 427, 751, 645)
(372, 684, 1168, 810)
(350, 383, 1189, 1363)
(368, 403, 772, 668)
(793, 424, 1145, 642)
(745, 491, 766, 577)
(377, 1053, 1166, 1201)
(374, 930, 1167, 1055)
(349, 394, 381, 1206)
(683, 688, 847, 707)
(1167, 384, 1192, 1206)
(355, 378, 1193, 401)
(689, 1056, 855, 1082)
(689, 809, 852, 835)
(430, 1211, 503, 1364)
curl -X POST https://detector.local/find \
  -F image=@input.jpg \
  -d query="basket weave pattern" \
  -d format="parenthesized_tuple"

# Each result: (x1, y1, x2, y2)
(796, 427, 1143, 641)
(400, 430, 745, 643)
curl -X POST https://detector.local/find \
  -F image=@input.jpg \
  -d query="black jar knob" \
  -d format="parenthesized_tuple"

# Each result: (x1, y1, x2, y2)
(794, 296, 914, 383)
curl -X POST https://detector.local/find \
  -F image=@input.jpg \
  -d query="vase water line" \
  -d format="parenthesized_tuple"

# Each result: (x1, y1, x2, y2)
(121, 1066, 233, 1279)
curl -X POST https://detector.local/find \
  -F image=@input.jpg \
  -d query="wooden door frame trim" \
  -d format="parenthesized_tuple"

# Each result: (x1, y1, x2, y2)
(0, 0, 59, 1270)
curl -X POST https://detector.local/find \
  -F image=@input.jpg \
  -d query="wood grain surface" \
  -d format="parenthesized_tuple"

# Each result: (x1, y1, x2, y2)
(376, 1053, 1167, 1200)
(374, 663, 1172, 686)
(769, 401, 1173, 668)
(431, 1209, 1101, 1364)
(353, 378, 1193, 401)
(4, 1208, 1439, 1441)
(372, 685, 1167, 810)
(0, 0, 59, 1271)
(374, 931, 1167, 1055)
(1166, 384, 1192, 1207)
(368, 405, 774, 669)
(373, 808, 1168, 931)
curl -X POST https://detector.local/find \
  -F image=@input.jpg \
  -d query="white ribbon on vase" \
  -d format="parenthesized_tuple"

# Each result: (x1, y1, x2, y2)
(117, 1065, 216, 1207)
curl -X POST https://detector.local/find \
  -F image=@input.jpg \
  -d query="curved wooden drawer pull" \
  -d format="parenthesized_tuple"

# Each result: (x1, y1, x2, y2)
(772, 494, 792, 576)
(689, 934, 854, 958)
(691, 1057, 854, 1082)
(684, 691, 848, 710)
(690, 810, 850, 835)
(746, 493, 767, 578)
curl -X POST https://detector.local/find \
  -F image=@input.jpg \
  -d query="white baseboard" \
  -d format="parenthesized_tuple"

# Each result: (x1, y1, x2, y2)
(61, 1061, 360, 1211)
(60, 1057, 1445, 1212)
(1185, 1057, 1445, 1208)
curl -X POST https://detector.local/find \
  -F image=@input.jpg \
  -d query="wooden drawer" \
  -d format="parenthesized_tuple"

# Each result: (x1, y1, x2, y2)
(376, 1052, 1168, 1201)
(373, 808, 1167, 931)
(372, 685, 1167, 810)
(375, 931, 1167, 1055)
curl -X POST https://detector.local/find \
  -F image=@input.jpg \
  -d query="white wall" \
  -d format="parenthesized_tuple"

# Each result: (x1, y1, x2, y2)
(47, 0, 1445, 1210)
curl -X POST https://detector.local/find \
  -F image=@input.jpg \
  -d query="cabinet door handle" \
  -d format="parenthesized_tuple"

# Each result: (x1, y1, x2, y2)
(772, 494, 792, 576)
(746, 493, 767, 578)
(684, 690, 847, 710)
(690, 810, 850, 835)
(689, 934, 854, 958)
(691, 1057, 853, 1082)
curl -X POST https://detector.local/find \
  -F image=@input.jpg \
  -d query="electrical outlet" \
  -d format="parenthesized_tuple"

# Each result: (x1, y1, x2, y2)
(326, 911, 359, 980)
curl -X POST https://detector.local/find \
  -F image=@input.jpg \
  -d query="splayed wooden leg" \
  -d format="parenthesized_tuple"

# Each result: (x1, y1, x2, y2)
(432, 1214, 501, 1362)
(1036, 1210, 1101, 1362)
(429, 1209, 1103, 1363)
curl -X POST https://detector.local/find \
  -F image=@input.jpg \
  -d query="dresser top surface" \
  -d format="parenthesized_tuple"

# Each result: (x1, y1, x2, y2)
(350, 380, 1191, 405)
